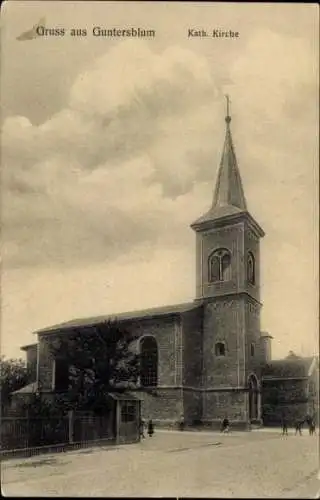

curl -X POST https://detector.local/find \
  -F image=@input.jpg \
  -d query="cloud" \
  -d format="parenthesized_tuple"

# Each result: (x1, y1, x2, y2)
(2, 32, 317, 270)
(1, 40, 220, 269)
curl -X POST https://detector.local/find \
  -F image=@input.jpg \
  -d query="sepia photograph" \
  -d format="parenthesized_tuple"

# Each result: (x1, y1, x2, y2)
(1, 1, 319, 497)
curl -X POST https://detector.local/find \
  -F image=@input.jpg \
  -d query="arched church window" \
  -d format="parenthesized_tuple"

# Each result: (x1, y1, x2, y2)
(247, 252, 255, 285)
(140, 336, 158, 387)
(209, 249, 232, 283)
(215, 342, 226, 357)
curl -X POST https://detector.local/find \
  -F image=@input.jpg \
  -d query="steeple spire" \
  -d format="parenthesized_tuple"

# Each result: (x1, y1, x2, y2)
(212, 97, 247, 212)
(191, 98, 251, 229)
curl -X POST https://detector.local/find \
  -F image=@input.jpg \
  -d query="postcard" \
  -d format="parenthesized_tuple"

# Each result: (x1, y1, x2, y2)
(1, 1, 319, 498)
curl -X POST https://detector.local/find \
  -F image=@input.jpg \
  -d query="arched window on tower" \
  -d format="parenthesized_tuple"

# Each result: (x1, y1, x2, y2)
(247, 252, 255, 285)
(209, 249, 232, 283)
(215, 342, 226, 357)
(140, 336, 158, 387)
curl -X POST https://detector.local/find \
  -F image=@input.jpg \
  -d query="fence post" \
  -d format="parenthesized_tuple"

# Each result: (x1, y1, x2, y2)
(68, 410, 74, 444)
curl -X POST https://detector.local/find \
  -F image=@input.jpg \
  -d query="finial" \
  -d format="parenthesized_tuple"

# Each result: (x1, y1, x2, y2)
(225, 94, 231, 124)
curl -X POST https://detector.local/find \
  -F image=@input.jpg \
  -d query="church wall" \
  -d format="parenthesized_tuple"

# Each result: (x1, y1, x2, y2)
(128, 316, 178, 386)
(181, 308, 203, 422)
(183, 390, 202, 424)
(37, 315, 179, 390)
(140, 388, 183, 426)
(181, 308, 203, 387)
(244, 225, 261, 303)
(129, 316, 185, 424)
(202, 390, 247, 426)
(202, 297, 246, 388)
(244, 298, 262, 381)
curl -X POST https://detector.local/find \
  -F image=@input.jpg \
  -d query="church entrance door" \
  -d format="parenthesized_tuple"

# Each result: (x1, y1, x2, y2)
(248, 374, 259, 422)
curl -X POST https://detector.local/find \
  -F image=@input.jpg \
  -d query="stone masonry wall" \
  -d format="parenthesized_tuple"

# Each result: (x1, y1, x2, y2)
(126, 315, 180, 387)
(202, 297, 246, 388)
(244, 224, 261, 303)
(181, 307, 203, 423)
(245, 297, 262, 381)
(141, 388, 183, 426)
(183, 389, 202, 424)
(202, 390, 247, 425)
(182, 307, 203, 388)
(262, 378, 309, 425)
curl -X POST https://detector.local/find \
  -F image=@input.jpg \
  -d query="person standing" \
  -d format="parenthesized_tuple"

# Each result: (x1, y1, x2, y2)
(147, 419, 154, 437)
(309, 420, 316, 436)
(179, 415, 185, 431)
(281, 416, 288, 436)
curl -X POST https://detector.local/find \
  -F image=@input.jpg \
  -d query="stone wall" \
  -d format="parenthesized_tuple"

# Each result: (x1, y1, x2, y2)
(202, 389, 247, 425)
(244, 224, 261, 303)
(261, 378, 309, 425)
(127, 316, 179, 387)
(202, 297, 246, 388)
(182, 307, 203, 388)
(183, 389, 202, 424)
(140, 388, 183, 426)
(244, 297, 262, 381)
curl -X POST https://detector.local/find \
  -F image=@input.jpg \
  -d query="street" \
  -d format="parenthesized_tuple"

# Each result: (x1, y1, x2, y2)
(2, 428, 319, 498)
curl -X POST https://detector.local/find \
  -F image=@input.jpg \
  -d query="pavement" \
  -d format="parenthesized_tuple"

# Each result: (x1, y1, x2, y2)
(1, 428, 319, 498)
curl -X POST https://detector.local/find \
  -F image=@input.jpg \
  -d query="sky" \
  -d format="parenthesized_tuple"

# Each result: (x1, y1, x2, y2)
(1, 1, 319, 360)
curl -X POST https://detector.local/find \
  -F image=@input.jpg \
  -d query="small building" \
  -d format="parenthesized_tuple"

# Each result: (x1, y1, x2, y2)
(8, 386, 141, 448)
(261, 353, 319, 426)
(109, 392, 141, 444)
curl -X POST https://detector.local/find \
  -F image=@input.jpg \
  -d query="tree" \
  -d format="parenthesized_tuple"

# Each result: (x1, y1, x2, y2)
(0, 356, 30, 414)
(49, 320, 140, 414)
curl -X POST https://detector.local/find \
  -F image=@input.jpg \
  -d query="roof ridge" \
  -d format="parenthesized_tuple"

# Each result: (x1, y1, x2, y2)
(35, 301, 201, 335)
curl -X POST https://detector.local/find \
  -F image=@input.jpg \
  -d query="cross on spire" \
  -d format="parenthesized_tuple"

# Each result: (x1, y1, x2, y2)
(225, 94, 231, 124)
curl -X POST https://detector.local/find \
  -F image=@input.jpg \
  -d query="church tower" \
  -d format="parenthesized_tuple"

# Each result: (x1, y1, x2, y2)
(191, 98, 265, 426)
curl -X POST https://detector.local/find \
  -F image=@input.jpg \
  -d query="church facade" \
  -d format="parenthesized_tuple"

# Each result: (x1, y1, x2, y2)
(17, 108, 318, 429)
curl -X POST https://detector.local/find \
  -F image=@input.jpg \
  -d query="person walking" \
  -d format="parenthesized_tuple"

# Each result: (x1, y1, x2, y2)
(281, 416, 288, 436)
(179, 415, 185, 432)
(147, 419, 154, 437)
(309, 420, 316, 436)
(221, 417, 230, 433)
(139, 418, 145, 439)
(295, 419, 303, 436)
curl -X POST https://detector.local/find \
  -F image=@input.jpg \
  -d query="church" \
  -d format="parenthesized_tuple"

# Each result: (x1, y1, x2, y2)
(18, 104, 319, 429)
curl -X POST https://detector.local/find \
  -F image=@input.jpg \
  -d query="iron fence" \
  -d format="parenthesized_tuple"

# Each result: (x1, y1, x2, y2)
(1, 417, 69, 450)
(1, 413, 114, 452)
